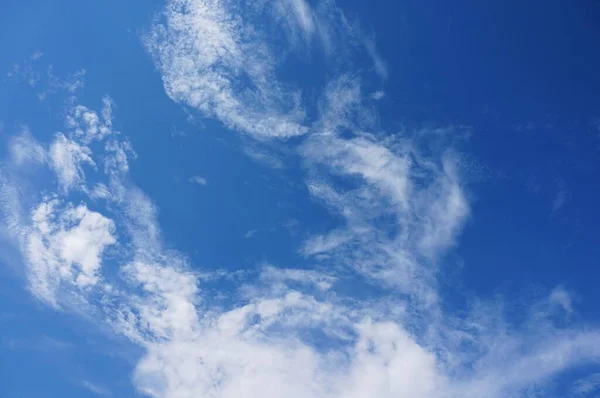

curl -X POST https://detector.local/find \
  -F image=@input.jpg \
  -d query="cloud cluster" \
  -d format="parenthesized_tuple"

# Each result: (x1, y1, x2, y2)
(2, 0, 600, 397)
(3, 96, 600, 398)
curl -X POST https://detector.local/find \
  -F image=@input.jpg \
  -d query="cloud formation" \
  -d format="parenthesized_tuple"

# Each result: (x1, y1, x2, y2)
(144, 0, 307, 139)
(2, 1, 600, 397)
(3, 94, 600, 398)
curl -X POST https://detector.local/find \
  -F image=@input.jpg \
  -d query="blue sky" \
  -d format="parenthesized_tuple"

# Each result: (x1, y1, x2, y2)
(1, 0, 600, 397)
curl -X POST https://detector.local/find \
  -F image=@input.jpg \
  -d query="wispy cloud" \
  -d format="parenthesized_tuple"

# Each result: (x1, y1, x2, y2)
(549, 285, 573, 314)
(31, 51, 44, 61)
(370, 90, 385, 101)
(143, 0, 386, 140)
(6, 60, 85, 100)
(552, 187, 567, 212)
(143, 0, 308, 139)
(189, 175, 207, 186)
(243, 146, 285, 169)
(81, 380, 111, 397)
(571, 373, 600, 396)
(133, 4, 600, 391)
(9, 129, 47, 166)
(273, 0, 316, 44)
(5, 335, 74, 352)
(362, 35, 388, 80)
(49, 133, 95, 192)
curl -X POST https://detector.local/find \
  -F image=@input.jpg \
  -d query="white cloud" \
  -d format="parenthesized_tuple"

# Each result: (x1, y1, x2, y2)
(299, 129, 469, 305)
(188, 175, 207, 185)
(571, 373, 600, 396)
(0, 172, 23, 243)
(66, 102, 113, 143)
(143, 0, 384, 140)
(45, 66, 86, 95)
(243, 147, 285, 169)
(9, 129, 47, 166)
(49, 133, 95, 192)
(301, 228, 352, 256)
(90, 183, 111, 200)
(3, 5, 600, 396)
(260, 265, 336, 291)
(31, 51, 44, 60)
(6, 61, 85, 100)
(552, 188, 567, 212)
(362, 36, 388, 80)
(417, 154, 469, 257)
(370, 90, 385, 101)
(549, 285, 573, 314)
(317, 74, 364, 129)
(144, 0, 308, 139)
(25, 200, 116, 306)
(0, 98, 128, 306)
(273, 0, 315, 41)
(3, 96, 600, 398)
(81, 380, 111, 397)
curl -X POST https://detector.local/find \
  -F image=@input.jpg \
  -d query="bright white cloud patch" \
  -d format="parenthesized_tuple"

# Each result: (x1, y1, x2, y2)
(26, 199, 115, 306)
